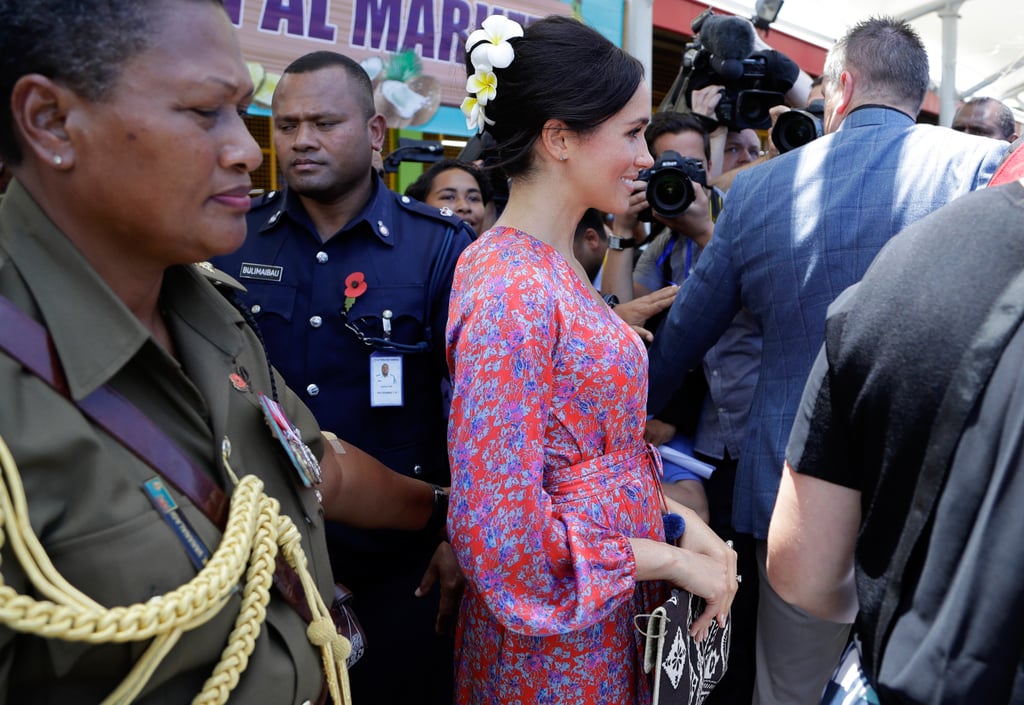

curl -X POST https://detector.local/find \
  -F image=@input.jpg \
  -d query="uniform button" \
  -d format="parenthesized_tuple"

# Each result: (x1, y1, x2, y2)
(269, 211, 281, 225)
(316, 251, 329, 264)
(711, 369, 719, 377)
(267, 190, 277, 199)
(439, 206, 453, 217)
(300, 700, 311, 705)
(718, 407, 726, 414)
(310, 315, 323, 328)
(401, 195, 411, 204)
(250, 304, 262, 314)
(306, 384, 320, 397)
(378, 220, 390, 237)
(413, 465, 424, 476)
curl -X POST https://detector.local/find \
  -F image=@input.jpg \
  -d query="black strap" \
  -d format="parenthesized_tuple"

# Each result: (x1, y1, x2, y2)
(870, 269, 1024, 670)
(0, 294, 316, 622)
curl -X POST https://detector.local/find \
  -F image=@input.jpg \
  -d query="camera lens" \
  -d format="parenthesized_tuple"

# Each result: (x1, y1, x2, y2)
(739, 101, 769, 128)
(772, 110, 823, 154)
(649, 172, 695, 217)
(784, 118, 814, 143)
(734, 90, 783, 130)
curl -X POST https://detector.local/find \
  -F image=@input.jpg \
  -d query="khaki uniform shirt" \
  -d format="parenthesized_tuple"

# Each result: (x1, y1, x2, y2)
(0, 181, 333, 704)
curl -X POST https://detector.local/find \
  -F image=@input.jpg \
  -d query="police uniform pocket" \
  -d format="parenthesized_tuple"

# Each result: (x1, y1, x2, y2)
(243, 282, 298, 323)
(344, 284, 429, 352)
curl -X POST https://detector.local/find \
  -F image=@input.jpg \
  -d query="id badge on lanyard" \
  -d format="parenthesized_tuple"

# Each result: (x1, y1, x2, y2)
(370, 352, 404, 407)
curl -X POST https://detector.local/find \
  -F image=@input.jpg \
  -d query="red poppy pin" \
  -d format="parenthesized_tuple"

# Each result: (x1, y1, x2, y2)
(344, 271, 368, 313)
(229, 372, 249, 392)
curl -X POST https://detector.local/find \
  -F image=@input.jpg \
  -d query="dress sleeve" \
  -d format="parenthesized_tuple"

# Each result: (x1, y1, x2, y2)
(446, 248, 636, 637)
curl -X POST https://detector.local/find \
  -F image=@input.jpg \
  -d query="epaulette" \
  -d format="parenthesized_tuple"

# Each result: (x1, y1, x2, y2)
(193, 261, 247, 293)
(247, 189, 288, 232)
(249, 189, 282, 210)
(394, 192, 467, 229)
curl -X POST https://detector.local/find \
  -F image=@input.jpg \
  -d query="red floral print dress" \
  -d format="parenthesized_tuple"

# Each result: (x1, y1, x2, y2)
(446, 227, 667, 704)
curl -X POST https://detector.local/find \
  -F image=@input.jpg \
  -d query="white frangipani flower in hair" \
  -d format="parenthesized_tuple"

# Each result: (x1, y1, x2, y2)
(467, 15, 524, 71)
(466, 68, 498, 105)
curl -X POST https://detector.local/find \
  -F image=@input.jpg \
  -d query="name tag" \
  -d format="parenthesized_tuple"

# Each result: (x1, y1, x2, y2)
(239, 262, 283, 281)
(142, 478, 210, 571)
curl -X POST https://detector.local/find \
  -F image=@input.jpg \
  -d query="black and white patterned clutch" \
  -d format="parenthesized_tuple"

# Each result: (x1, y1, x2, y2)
(639, 589, 731, 705)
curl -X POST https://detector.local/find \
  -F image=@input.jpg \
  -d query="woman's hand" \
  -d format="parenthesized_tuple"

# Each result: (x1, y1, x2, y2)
(670, 547, 736, 638)
(630, 529, 738, 639)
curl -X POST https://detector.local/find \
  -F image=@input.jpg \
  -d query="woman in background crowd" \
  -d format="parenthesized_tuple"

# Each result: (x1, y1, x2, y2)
(405, 157, 493, 236)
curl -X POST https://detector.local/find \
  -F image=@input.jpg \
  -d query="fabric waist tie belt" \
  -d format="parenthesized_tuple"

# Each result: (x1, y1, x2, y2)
(543, 443, 662, 502)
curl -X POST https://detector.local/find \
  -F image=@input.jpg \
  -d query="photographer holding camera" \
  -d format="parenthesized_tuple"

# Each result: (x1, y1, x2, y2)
(659, 11, 817, 193)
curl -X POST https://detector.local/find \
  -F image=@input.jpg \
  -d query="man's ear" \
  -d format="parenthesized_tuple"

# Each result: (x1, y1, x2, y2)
(368, 112, 388, 152)
(10, 74, 76, 167)
(835, 70, 856, 116)
(584, 227, 603, 250)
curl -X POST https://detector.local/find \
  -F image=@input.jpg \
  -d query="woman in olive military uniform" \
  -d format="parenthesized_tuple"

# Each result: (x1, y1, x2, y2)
(0, 1, 443, 702)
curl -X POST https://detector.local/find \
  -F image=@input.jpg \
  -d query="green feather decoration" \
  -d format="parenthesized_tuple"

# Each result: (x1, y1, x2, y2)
(383, 50, 422, 82)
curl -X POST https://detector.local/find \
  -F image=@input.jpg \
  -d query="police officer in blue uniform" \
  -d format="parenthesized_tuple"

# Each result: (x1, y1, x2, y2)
(212, 50, 473, 705)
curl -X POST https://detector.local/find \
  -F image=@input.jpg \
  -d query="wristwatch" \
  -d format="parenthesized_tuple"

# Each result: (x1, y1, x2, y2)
(608, 235, 638, 251)
(425, 484, 449, 538)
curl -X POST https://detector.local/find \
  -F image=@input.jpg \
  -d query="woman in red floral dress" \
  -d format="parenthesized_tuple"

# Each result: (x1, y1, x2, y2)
(445, 15, 738, 704)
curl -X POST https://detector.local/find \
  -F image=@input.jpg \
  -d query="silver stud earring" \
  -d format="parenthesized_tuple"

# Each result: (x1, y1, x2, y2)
(53, 155, 63, 166)
(560, 154, 567, 161)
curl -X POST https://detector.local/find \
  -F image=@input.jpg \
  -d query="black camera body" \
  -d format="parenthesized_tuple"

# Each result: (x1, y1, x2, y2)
(638, 150, 708, 223)
(771, 98, 824, 153)
(684, 49, 795, 131)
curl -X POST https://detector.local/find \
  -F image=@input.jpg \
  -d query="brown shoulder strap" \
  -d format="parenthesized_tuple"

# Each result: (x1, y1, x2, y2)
(0, 294, 229, 523)
(0, 294, 313, 622)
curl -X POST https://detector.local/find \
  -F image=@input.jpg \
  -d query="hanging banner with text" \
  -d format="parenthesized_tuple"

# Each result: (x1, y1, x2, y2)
(227, 0, 572, 128)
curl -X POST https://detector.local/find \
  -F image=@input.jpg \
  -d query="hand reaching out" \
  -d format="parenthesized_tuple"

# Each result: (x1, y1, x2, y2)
(613, 285, 678, 327)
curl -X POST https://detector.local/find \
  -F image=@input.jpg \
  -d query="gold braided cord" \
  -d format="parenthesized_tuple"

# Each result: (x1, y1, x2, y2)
(0, 433, 351, 705)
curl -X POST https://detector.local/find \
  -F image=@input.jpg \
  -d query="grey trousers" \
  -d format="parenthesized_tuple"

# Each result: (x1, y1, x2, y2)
(752, 540, 852, 705)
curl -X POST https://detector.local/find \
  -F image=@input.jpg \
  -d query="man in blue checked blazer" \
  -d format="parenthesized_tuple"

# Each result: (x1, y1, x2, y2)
(647, 16, 1008, 705)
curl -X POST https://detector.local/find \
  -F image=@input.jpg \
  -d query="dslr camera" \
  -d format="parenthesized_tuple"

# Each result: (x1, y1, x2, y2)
(771, 99, 824, 153)
(638, 150, 708, 223)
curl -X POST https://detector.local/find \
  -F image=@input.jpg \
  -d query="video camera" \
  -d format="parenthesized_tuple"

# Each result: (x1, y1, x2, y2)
(638, 150, 708, 223)
(661, 9, 799, 131)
